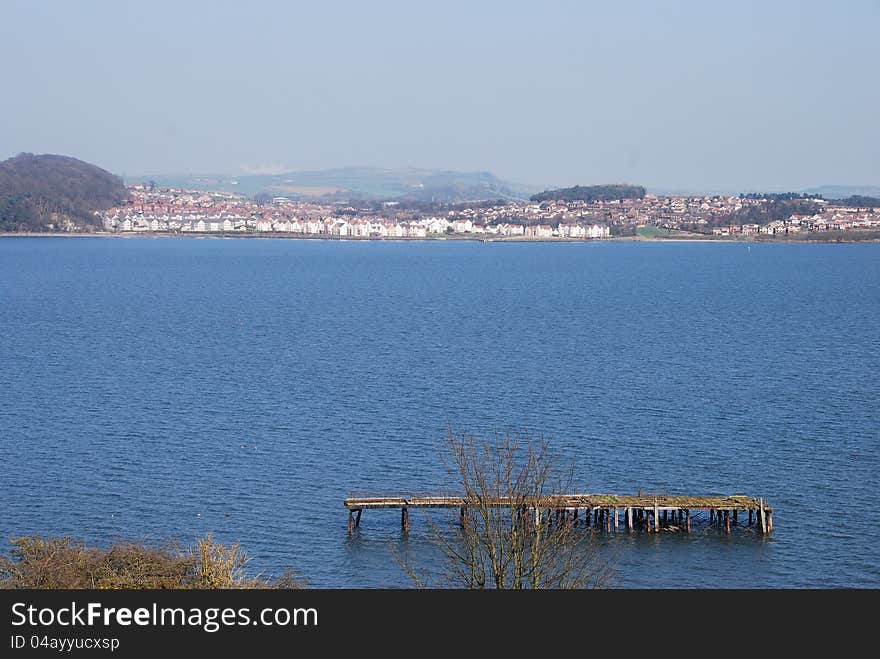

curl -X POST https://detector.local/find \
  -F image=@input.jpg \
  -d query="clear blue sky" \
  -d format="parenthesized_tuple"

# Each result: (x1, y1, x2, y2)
(2, 0, 877, 190)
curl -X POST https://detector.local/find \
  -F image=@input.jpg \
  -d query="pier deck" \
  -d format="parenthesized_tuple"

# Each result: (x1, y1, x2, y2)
(344, 494, 773, 535)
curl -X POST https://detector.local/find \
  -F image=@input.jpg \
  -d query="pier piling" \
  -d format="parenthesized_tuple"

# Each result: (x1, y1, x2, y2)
(343, 494, 773, 536)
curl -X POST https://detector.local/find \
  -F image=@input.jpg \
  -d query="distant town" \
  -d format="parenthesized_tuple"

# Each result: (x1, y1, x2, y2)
(96, 184, 880, 240)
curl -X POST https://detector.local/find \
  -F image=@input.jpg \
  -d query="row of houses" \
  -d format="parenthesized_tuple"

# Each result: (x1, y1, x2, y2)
(108, 186, 879, 240)
(711, 213, 880, 236)
(104, 213, 611, 239)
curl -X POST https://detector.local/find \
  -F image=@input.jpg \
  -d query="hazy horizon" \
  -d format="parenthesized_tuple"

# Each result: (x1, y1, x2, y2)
(2, 0, 878, 191)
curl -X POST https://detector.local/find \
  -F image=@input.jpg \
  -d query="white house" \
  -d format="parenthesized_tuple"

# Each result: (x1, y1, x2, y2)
(452, 219, 473, 233)
(426, 218, 449, 234)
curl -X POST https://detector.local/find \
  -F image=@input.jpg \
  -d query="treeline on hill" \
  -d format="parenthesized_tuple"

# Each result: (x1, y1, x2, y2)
(738, 192, 880, 207)
(830, 195, 880, 208)
(0, 153, 129, 232)
(739, 192, 822, 200)
(530, 184, 646, 203)
(0, 534, 305, 589)
(712, 198, 821, 227)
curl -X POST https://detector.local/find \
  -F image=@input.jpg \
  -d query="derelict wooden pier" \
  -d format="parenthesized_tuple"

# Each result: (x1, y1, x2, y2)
(344, 494, 773, 535)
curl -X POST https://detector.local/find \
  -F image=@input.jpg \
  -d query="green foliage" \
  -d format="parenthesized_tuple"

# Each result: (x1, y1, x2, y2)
(0, 534, 306, 589)
(636, 226, 676, 238)
(0, 153, 129, 231)
(530, 184, 646, 203)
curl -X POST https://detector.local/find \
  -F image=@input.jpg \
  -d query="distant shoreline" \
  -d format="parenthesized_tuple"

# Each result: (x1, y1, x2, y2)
(1, 231, 878, 244)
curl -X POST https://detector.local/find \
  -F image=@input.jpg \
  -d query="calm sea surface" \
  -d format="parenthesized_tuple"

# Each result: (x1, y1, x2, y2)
(1, 237, 877, 587)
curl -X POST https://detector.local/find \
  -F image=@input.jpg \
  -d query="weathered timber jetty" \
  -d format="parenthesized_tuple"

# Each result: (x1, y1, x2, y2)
(344, 494, 773, 535)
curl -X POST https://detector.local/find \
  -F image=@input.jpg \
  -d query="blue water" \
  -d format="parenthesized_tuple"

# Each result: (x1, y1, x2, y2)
(1, 237, 878, 587)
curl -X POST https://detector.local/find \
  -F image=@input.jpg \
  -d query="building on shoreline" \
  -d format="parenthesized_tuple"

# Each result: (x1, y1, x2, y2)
(95, 185, 880, 239)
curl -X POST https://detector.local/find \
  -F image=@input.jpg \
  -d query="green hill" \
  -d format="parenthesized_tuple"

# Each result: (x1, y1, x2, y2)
(530, 184, 646, 203)
(0, 153, 128, 231)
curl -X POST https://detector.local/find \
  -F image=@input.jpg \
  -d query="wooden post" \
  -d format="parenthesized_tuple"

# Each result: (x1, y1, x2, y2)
(710, 509, 715, 525)
(749, 509, 753, 526)
(401, 507, 409, 533)
(355, 509, 362, 528)
(348, 510, 354, 534)
(733, 509, 738, 525)
(685, 509, 691, 533)
(614, 508, 619, 532)
(725, 509, 731, 534)
(653, 501, 659, 534)
(759, 499, 766, 534)
(626, 507, 633, 531)
(767, 510, 773, 533)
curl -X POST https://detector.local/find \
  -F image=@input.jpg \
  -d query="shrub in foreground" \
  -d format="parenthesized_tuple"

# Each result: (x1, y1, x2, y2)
(0, 534, 305, 589)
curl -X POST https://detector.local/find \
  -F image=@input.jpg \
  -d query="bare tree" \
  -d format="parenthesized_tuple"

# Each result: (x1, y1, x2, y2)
(403, 429, 614, 589)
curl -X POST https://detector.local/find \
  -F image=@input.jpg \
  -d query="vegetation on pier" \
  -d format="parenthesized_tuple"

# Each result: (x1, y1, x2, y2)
(0, 534, 305, 589)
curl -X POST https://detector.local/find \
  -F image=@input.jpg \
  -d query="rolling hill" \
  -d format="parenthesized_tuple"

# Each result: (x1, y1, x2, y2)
(133, 167, 540, 202)
(0, 153, 128, 231)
